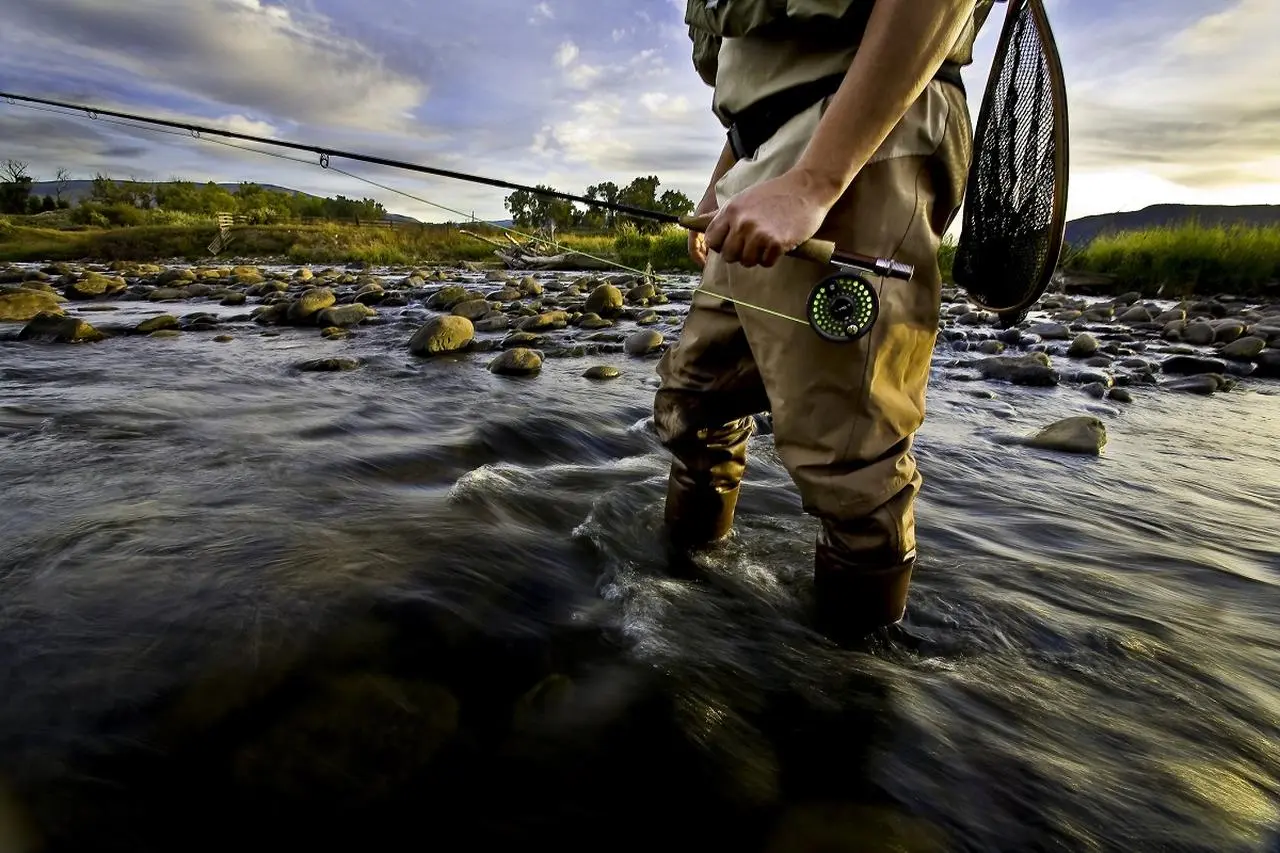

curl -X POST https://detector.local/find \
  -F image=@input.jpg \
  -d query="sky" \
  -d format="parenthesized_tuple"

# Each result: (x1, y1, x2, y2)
(0, 0, 1276, 226)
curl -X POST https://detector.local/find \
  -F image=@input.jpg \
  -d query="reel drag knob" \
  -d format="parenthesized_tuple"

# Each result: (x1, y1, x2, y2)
(806, 273, 879, 343)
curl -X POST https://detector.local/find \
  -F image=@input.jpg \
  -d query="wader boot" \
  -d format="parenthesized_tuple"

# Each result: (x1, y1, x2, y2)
(809, 481, 924, 651)
(661, 415, 754, 558)
(812, 540, 920, 651)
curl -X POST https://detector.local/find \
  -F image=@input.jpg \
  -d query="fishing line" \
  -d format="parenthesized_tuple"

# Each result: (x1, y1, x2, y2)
(0, 92, 890, 338)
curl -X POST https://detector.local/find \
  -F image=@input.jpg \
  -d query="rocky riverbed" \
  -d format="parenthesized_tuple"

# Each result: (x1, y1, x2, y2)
(0, 259, 1278, 852)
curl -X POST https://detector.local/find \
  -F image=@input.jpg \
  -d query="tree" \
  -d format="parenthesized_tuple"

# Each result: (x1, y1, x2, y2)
(54, 167, 71, 204)
(0, 159, 33, 215)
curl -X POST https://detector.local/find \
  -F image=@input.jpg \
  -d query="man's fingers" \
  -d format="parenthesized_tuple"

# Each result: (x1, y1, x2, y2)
(703, 209, 730, 253)
(740, 232, 765, 268)
(717, 219, 744, 263)
(759, 241, 784, 268)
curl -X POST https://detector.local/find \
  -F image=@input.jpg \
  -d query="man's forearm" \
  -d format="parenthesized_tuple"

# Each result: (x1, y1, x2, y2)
(793, 0, 975, 207)
(698, 140, 738, 213)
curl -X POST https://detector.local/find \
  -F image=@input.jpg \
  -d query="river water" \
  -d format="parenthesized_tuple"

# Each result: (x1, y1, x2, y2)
(1, 263, 1278, 852)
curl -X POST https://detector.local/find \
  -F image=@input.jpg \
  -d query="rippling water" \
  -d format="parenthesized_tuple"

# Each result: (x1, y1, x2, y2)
(1, 265, 1278, 853)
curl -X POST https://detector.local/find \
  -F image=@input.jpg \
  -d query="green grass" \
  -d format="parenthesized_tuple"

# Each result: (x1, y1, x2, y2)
(0, 217, 703, 272)
(1064, 222, 1280, 297)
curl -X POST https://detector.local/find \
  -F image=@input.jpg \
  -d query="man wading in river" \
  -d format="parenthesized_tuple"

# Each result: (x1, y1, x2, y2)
(655, 0, 994, 649)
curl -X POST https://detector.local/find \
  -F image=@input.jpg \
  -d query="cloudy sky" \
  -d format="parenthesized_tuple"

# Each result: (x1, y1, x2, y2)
(0, 0, 1276, 225)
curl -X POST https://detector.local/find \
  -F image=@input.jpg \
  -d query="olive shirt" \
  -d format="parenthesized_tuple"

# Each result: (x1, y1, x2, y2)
(686, 0, 996, 124)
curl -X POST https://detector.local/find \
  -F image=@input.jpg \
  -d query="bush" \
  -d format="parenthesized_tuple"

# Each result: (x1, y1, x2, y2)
(1068, 222, 1280, 297)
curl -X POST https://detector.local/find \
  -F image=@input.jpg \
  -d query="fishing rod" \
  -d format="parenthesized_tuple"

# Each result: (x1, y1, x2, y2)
(0, 90, 910, 342)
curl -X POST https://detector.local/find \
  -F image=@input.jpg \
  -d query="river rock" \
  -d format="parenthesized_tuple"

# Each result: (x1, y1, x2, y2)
(1212, 319, 1247, 343)
(1254, 350, 1280, 378)
(147, 287, 189, 302)
(474, 314, 510, 332)
(135, 315, 180, 334)
(220, 291, 248, 306)
(451, 299, 493, 321)
(315, 304, 375, 328)
(518, 310, 570, 332)
(157, 268, 196, 285)
(1025, 416, 1107, 455)
(975, 352, 1059, 386)
(1107, 388, 1133, 403)
(1163, 374, 1226, 395)
(425, 285, 471, 310)
(1067, 333, 1099, 358)
(583, 365, 620, 380)
(0, 288, 66, 322)
(18, 312, 107, 343)
(63, 273, 127, 301)
(584, 284, 624, 318)
(1219, 336, 1266, 361)
(624, 330, 664, 356)
(409, 316, 474, 356)
(1162, 355, 1227, 376)
(1182, 321, 1216, 345)
(626, 283, 657, 305)
(488, 347, 543, 376)
(1027, 322, 1070, 340)
(287, 287, 336, 323)
(296, 357, 361, 372)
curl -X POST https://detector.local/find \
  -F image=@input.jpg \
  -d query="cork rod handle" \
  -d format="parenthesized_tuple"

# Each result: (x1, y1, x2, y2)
(678, 213, 836, 267)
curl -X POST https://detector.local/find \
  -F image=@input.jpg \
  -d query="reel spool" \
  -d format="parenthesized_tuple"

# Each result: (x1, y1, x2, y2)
(806, 273, 880, 343)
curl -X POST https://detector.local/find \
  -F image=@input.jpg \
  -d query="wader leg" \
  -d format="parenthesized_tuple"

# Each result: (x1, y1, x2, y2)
(654, 254, 771, 552)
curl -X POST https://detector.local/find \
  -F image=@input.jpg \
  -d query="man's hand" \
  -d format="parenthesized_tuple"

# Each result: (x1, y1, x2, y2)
(703, 167, 837, 268)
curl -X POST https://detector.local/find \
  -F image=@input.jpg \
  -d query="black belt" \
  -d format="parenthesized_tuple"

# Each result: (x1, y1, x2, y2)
(724, 60, 966, 161)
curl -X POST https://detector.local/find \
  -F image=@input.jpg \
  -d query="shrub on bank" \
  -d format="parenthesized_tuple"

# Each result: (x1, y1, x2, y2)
(1067, 223, 1280, 297)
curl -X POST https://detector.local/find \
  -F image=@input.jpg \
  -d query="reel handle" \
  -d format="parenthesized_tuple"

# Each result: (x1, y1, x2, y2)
(679, 213, 836, 266)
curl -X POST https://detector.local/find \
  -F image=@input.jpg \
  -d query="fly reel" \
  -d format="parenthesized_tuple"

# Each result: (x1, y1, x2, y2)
(805, 272, 880, 343)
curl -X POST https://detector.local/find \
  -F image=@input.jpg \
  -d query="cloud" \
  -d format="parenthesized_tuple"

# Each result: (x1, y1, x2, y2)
(554, 41, 580, 69)
(1, 0, 426, 131)
(529, 1, 555, 24)
(1055, 0, 1280, 206)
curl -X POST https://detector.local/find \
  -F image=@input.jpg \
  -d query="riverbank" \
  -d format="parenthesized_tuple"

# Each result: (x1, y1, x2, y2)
(3, 215, 1278, 299)
(0, 216, 699, 274)
(1, 257, 1277, 852)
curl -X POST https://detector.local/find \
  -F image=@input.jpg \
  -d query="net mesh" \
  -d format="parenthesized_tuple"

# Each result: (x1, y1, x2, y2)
(953, 0, 1069, 319)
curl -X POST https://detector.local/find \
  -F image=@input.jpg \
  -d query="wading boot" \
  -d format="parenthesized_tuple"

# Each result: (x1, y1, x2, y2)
(812, 536, 922, 653)
(661, 417, 753, 571)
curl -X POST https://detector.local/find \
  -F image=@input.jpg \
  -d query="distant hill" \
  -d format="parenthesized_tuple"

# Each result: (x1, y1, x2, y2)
(1064, 204, 1280, 247)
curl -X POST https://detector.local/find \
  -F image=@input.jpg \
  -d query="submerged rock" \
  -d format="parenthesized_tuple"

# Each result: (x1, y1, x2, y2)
(296, 357, 362, 372)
